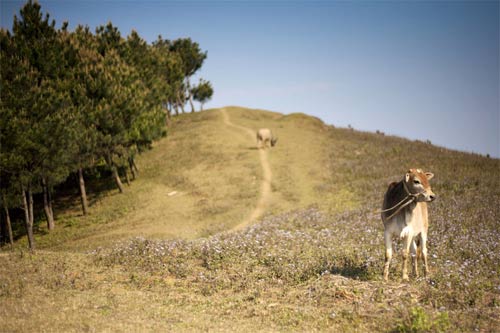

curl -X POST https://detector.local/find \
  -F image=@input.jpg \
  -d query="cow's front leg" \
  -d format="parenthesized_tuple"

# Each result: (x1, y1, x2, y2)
(383, 231, 393, 281)
(401, 235, 412, 282)
(410, 239, 419, 278)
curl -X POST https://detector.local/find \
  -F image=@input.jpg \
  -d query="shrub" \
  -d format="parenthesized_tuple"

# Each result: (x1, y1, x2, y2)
(395, 307, 450, 333)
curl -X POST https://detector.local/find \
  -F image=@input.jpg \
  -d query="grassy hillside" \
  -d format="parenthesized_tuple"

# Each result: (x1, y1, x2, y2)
(1, 107, 499, 332)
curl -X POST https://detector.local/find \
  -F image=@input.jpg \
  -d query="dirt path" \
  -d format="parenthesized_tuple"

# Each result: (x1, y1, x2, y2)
(220, 108, 272, 231)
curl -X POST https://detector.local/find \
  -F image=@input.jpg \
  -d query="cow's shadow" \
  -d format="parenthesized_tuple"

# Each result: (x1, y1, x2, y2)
(325, 258, 372, 280)
(329, 265, 370, 280)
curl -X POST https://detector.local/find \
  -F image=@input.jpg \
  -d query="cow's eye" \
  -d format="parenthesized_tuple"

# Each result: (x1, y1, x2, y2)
(414, 180, 421, 185)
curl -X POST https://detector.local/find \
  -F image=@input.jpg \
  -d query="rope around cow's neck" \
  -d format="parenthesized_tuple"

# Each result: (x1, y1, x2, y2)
(383, 196, 416, 220)
(379, 181, 419, 220)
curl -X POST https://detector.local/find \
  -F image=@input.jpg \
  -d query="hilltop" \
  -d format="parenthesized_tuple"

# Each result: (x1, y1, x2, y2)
(32, 106, 349, 250)
(1, 107, 499, 332)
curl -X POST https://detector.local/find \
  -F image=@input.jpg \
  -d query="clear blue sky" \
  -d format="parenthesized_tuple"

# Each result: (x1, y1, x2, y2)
(2, 1, 499, 157)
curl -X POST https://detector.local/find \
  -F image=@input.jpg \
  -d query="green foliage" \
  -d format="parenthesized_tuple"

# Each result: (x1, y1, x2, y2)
(121, 30, 165, 148)
(153, 37, 209, 114)
(1, 1, 209, 241)
(395, 307, 450, 333)
(192, 78, 214, 110)
(169, 38, 207, 78)
(2, 0, 78, 194)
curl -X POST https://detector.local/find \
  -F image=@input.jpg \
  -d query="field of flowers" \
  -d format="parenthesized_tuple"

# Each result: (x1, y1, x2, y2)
(2, 109, 498, 331)
(95, 126, 499, 331)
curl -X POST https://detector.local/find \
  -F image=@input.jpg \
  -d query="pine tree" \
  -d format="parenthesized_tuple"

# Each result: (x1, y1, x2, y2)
(67, 25, 102, 214)
(122, 30, 165, 171)
(1, 1, 212, 246)
(170, 38, 207, 113)
(13, 2, 80, 231)
(0, 1, 80, 246)
(93, 23, 145, 193)
(192, 79, 214, 111)
(153, 37, 185, 118)
(1, 20, 39, 248)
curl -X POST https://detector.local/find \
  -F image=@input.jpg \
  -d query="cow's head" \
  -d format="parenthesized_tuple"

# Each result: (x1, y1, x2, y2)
(405, 168, 436, 202)
(271, 137, 278, 147)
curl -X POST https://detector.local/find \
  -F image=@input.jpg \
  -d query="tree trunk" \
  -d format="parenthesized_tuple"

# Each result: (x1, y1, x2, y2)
(78, 167, 89, 215)
(128, 157, 137, 180)
(164, 103, 171, 126)
(2, 193, 14, 248)
(22, 185, 35, 250)
(48, 185, 54, 221)
(112, 165, 124, 193)
(0, 211, 5, 245)
(174, 102, 179, 116)
(124, 167, 131, 186)
(189, 94, 195, 113)
(200, 102, 204, 112)
(28, 186, 34, 239)
(186, 80, 195, 113)
(106, 154, 124, 193)
(131, 157, 139, 173)
(42, 177, 55, 230)
(177, 91, 185, 113)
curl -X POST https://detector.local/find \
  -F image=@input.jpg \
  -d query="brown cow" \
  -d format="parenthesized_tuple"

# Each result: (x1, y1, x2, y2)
(381, 169, 436, 281)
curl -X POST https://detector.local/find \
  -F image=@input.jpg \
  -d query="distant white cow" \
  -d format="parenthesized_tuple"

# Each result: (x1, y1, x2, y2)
(381, 168, 436, 281)
(256, 128, 278, 149)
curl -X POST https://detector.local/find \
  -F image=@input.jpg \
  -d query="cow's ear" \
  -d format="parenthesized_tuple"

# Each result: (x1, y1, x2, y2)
(405, 173, 410, 182)
(425, 172, 434, 180)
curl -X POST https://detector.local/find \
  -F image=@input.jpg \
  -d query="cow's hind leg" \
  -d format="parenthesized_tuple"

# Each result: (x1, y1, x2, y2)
(402, 235, 412, 282)
(383, 231, 393, 281)
(421, 232, 429, 277)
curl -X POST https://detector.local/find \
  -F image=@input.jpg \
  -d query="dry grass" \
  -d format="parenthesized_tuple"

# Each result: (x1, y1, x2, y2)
(27, 107, 338, 251)
(1, 107, 499, 332)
